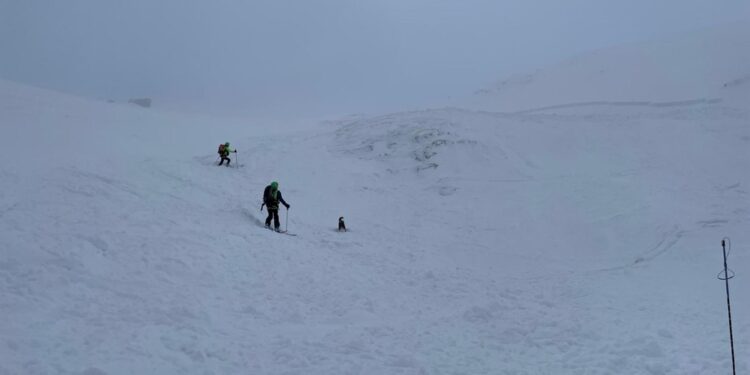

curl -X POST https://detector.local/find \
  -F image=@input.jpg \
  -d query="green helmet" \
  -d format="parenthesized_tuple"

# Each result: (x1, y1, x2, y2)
(225, 142, 230, 146)
(271, 181, 278, 189)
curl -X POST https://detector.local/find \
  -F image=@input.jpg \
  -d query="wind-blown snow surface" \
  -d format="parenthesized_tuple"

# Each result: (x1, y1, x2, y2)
(2, 45, 750, 375)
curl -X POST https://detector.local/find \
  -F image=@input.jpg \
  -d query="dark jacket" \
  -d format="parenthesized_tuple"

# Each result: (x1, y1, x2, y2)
(263, 185, 289, 209)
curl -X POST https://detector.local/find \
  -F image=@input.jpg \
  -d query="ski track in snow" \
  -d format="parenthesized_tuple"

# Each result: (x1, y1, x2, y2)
(1, 75, 750, 374)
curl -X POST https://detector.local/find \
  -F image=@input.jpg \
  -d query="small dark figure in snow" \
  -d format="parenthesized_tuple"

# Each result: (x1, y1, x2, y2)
(262, 181, 290, 232)
(338, 217, 347, 232)
(217, 142, 236, 167)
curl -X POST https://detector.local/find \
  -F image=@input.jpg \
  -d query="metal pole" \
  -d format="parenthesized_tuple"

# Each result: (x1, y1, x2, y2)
(721, 239, 736, 375)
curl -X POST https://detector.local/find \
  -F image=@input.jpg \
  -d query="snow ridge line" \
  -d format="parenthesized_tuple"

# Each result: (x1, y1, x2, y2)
(362, 97, 725, 123)
(510, 98, 723, 114)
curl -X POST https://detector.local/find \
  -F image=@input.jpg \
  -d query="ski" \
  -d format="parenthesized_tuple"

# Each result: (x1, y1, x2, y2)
(261, 225, 296, 236)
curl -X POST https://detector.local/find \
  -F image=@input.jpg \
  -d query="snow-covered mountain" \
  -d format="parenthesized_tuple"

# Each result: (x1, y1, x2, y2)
(466, 21, 750, 113)
(1, 22, 749, 375)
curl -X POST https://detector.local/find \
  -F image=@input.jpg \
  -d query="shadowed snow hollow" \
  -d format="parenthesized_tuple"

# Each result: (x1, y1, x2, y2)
(329, 110, 515, 178)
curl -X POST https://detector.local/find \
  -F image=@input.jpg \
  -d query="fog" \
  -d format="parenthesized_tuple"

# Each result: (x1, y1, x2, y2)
(1, 0, 748, 116)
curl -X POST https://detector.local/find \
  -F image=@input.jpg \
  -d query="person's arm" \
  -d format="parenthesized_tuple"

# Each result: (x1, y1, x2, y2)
(278, 192, 290, 208)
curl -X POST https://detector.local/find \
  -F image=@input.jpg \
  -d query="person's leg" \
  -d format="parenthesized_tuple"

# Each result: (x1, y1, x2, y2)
(218, 157, 224, 166)
(265, 209, 274, 227)
(225, 157, 231, 167)
(273, 209, 281, 230)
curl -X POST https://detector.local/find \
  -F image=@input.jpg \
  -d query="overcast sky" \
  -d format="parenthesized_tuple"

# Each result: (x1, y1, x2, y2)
(1, 0, 748, 116)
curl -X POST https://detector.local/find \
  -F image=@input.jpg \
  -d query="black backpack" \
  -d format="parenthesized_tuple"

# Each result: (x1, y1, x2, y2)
(263, 185, 272, 205)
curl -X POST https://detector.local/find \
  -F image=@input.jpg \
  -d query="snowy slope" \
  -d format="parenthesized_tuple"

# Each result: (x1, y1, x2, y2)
(2, 23, 750, 375)
(466, 21, 750, 113)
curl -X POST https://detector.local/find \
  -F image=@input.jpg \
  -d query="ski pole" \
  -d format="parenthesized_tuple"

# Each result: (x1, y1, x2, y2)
(285, 207, 289, 232)
(718, 238, 736, 375)
(235, 151, 239, 168)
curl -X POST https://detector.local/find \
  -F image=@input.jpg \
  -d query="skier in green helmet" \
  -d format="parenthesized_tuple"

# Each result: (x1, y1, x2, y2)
(217, 142, 236, 167)
(262, 181, 290, 231)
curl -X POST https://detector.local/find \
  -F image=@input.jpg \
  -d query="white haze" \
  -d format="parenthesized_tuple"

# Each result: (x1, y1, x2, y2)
(1, 0, 748, 117)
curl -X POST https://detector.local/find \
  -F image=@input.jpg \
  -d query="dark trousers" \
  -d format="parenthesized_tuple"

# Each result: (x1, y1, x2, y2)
(265, 208, 280, 229)
(218, 156, 231, 166)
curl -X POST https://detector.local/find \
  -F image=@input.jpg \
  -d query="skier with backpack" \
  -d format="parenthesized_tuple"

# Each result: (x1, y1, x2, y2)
(262, 181, 290, 232)
(217, 142, 237, 167)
